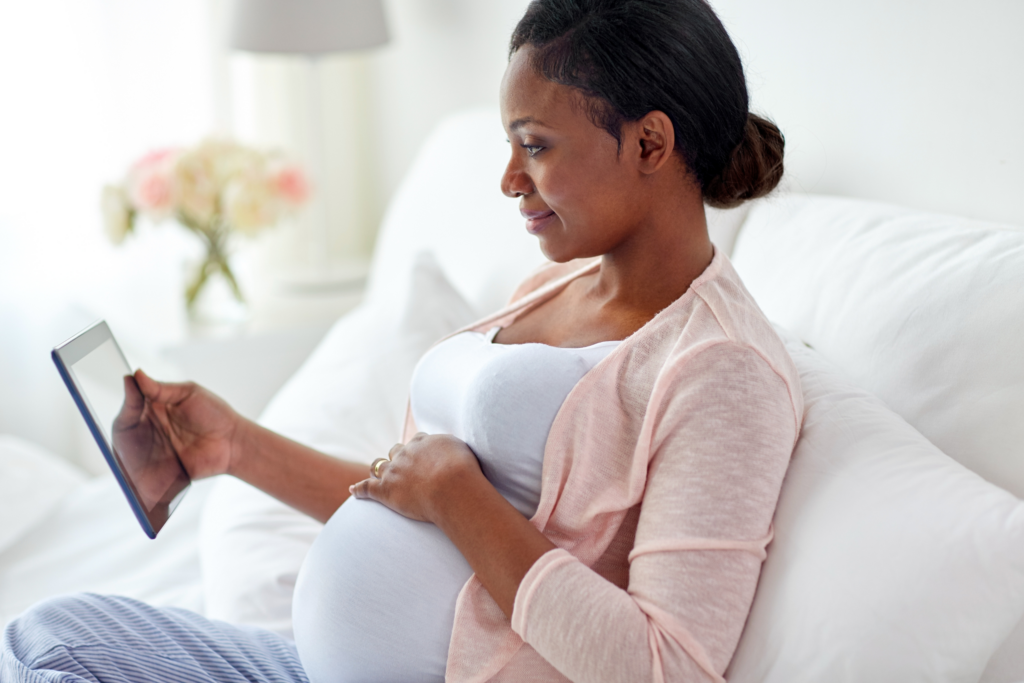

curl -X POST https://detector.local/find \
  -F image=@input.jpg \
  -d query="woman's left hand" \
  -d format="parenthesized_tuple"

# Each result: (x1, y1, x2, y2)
(349, 432, 486, 523)
(353, 432, 556, 619)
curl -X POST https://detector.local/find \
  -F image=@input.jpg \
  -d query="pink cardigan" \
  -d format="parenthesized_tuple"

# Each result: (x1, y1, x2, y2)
(401, 250, 803, 683)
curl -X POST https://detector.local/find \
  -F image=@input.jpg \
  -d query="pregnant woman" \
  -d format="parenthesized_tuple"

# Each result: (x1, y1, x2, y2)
(2, 1, 802, 681)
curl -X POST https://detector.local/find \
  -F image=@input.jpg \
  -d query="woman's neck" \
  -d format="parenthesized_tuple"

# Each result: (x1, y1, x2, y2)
(590, 189, 714, 318)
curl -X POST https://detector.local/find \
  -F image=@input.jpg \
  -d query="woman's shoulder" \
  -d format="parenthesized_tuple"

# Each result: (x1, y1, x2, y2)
(678, 253, 804, 424)
(610, 251, 801, 430)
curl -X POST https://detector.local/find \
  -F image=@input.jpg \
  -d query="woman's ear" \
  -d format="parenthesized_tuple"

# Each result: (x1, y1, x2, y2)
(630, 111, 676, 175)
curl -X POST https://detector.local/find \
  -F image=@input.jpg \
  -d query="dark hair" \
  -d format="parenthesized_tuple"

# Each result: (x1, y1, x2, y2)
(510, 0, 783, 208)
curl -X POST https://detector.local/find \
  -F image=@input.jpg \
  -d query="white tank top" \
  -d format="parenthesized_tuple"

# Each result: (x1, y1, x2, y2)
(292, 328, 618, 683)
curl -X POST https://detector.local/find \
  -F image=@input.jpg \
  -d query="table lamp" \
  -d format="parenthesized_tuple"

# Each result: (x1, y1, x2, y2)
(228, 0, 389, 289)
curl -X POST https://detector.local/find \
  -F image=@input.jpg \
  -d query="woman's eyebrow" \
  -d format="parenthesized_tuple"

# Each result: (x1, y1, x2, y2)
(509, 116, 550, 132)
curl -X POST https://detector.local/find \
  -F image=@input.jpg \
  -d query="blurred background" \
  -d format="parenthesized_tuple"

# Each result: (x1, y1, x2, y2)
(1, 0, 1022, 473)
(0, 0, 535, 473)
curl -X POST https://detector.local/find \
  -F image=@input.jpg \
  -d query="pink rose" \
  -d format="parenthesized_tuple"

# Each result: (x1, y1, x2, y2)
(133, 170, 174, 212)
(131, 148, 177, 171)
(128, 148, 178, 217)
(273, 164, 311, 205)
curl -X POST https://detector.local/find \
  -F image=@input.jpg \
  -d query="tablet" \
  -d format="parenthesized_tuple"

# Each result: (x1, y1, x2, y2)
(52, 321, 190, 538)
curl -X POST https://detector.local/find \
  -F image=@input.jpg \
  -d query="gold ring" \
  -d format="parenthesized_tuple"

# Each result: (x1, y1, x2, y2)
(371, 457, 388, 479)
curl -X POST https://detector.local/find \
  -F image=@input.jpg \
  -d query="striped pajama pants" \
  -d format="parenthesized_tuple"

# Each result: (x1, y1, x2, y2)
(1, 594, 309, 683)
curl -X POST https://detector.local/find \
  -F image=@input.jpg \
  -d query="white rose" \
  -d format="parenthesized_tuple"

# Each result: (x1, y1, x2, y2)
(101, 185, 134, 244)
(173, 147, 219, 226)
(223, 172, 281, 236)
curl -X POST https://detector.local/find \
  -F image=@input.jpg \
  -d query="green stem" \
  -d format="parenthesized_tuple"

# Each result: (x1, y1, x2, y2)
(185, 258, 213, 309)
(182, 215, 245, 311)
(216, 253, 245, 303)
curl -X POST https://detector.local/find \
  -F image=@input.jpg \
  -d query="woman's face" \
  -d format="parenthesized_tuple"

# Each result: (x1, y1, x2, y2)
(499, 46, 657, 263)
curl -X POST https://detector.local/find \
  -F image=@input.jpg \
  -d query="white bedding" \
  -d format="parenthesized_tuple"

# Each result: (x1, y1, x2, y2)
(0, 473, 211, 629)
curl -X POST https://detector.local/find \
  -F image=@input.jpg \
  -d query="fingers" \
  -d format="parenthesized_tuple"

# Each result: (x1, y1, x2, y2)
(352, 445, 401, 500)
(113, 375, 146, 432)
(121, 374, 146, 413)
(353, 453, 392, 500)
(133, 369, 158, 396)
(349, 478, 381, 501)
(370, 457, 390, 479)
(134, 369, 196, 405)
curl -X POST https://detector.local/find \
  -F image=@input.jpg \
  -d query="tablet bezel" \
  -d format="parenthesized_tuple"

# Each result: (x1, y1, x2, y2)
(52, 320, 190, 539)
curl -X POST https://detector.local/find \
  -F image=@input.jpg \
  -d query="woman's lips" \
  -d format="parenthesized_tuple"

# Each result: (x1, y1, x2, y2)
(521, 209, 556, 234)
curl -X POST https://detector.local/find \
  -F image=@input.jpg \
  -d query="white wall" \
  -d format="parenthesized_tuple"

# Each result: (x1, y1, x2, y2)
(364, 0, 531, 218)
(711, 0, 1024, 225)
(255, 0, 1024, 265)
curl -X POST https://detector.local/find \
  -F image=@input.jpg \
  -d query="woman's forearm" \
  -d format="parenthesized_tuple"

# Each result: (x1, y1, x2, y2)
(229, 418, 368, 523)
(431, 468, 556, 618)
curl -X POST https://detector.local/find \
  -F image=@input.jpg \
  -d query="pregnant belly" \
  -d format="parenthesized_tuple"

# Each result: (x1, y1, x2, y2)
(292, 497, 473, 683)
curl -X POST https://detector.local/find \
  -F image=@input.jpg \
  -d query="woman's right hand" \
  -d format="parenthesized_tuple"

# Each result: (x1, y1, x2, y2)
(120, 369, 370, 523)
(129, 369, 246, 480)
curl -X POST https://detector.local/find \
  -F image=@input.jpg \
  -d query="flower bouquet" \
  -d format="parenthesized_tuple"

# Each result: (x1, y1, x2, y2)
(102, 140, 309, 316)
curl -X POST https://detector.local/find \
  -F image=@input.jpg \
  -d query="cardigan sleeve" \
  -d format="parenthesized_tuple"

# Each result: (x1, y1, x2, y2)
(509, 342, 799, 683)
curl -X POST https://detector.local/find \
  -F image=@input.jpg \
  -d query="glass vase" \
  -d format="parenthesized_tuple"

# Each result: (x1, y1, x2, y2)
(183, 219, 248, 324)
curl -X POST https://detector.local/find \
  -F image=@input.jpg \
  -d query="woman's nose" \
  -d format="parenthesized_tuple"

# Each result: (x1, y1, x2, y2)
(501, 158, 533, 198)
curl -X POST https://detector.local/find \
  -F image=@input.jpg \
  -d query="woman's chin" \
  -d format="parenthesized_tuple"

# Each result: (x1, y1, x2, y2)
(538, 242, 572, 264)
(537, 236, 602, 265)
(536, 235, 575, 263)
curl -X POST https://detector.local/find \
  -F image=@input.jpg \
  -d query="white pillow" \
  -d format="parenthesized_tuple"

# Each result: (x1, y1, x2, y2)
(705, 202, 753, 257)
(365, 107, 546, 317)
(726, 330, 1024, 683)
(0, 435, 87, 553)
(199, 253, 477, 637)
(731, 193, 1024, 498)
(981, 614, 1024, 683)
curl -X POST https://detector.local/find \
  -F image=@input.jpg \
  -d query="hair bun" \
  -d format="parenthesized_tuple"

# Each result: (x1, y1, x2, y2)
(703, 113, 785, 209)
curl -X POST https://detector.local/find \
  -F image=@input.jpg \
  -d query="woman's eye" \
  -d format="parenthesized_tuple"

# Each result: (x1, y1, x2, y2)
(522, 145, 544, 157)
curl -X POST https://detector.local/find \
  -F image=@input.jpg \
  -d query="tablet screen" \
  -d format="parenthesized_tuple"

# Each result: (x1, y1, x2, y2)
(66, 336, 189, 522)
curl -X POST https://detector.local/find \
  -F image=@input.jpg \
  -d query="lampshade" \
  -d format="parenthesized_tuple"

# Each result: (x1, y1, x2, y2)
(228, 0, 389, 55)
